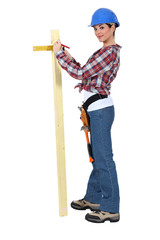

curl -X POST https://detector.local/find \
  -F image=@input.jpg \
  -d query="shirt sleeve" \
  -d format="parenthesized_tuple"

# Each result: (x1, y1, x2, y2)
(56, 48, 113, 81)
(71, 58, 81, 67)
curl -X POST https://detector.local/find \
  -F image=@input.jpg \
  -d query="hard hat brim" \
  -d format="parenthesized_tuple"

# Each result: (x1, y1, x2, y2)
(88, 23, 120, 27)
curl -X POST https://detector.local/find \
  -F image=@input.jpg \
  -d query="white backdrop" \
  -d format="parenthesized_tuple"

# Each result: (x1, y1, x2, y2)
(0, 0, 160, 239)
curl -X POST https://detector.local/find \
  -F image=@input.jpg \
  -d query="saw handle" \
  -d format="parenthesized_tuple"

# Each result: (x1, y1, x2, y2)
(85, 132, 94, 163)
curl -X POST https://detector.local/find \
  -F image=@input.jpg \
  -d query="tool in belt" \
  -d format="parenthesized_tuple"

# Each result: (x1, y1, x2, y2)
(79, 94, 108, 163)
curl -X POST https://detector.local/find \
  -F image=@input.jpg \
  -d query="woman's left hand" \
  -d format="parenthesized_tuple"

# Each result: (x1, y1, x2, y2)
(53, 40, 62, 54)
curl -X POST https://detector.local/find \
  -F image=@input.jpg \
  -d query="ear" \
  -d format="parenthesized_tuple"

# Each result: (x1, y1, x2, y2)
(111, 24, 116, 33)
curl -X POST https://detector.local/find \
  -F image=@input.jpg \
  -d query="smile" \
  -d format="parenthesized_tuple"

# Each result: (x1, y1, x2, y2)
(97, 35, 103, 39)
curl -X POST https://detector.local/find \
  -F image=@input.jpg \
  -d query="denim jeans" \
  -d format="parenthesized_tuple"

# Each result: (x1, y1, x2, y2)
(84, 106, 120, 213)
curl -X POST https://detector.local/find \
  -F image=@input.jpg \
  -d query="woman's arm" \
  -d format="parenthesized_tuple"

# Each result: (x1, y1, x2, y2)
(53, 40, 114, 81)
(63, 49, 72, 60)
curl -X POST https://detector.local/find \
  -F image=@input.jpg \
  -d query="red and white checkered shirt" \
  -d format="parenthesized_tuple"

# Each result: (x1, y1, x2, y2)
(56, 44, 121, 95)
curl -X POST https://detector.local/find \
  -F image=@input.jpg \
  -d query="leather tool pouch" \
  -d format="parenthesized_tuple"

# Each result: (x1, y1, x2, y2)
(79, 106, 90, 132)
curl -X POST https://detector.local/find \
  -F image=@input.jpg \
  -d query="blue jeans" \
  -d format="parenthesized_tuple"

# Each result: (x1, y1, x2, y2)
(84, 106, 120, 213)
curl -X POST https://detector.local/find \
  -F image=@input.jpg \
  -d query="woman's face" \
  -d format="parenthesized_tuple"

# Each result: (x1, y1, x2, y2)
(93, 24, 115, 44)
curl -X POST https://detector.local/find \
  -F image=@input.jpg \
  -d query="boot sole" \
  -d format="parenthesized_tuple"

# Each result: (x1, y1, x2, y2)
(71, 202, 99, 211)
(85, 214, 120, 223)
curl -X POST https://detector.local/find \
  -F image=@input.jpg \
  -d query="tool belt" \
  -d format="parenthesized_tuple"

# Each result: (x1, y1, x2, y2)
(82, 93, 108, 112)
(80, 94, 108, 131)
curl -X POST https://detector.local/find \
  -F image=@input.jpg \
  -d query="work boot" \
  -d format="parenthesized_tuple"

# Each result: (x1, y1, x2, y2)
(85, 210, 120, 223)
(71, 199, 100, 211)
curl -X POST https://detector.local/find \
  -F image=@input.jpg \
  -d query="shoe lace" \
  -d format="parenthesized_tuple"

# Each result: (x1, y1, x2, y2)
(79, 199, 86, 204)
(94, 210, 101, 214)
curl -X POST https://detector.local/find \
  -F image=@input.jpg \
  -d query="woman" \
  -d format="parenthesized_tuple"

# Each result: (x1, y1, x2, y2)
(53, 8, 121, 223)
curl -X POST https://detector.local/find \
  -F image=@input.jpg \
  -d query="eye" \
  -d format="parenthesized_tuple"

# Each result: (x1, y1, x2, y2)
(100, 26, 104, 30)
(94, 27, 97, 31)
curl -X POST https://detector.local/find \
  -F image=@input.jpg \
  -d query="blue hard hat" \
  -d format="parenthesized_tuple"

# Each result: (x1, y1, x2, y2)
(89, 8, 120, 27)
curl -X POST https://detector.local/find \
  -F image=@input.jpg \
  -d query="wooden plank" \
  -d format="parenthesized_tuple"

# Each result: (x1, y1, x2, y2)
(51, 30, 68, 217)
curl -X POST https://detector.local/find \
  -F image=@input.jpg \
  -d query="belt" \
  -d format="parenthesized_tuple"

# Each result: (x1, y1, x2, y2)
(82, 94, 108, 111)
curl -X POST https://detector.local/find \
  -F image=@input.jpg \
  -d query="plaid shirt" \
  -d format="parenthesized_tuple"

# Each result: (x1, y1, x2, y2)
(56, 44, 121, 95)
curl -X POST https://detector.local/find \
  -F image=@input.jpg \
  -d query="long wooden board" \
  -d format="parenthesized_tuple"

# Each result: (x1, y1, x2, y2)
(51, 30, 67, 217)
